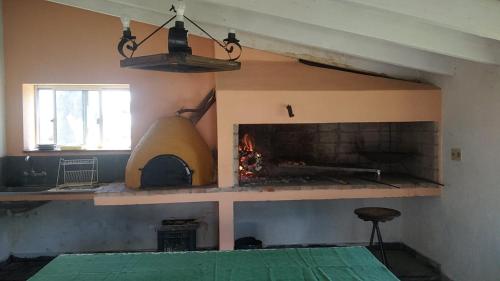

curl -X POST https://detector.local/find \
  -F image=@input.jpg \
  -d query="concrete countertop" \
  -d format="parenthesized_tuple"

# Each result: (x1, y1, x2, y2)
(0, 178, 442, 204)
(94, 181, 442, 206)
(0, 186, 98, 202)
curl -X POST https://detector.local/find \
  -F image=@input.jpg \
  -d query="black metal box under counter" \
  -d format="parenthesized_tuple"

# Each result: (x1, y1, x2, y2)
(157, 219, 200, 252)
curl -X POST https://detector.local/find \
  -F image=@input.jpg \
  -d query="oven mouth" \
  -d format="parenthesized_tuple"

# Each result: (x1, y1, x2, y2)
(140, 154, 193, 189)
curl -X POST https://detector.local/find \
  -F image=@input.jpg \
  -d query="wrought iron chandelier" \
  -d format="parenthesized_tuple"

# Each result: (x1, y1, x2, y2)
(117, 1, 242, 73)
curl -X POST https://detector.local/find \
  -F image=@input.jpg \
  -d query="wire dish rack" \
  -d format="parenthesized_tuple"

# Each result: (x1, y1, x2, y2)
(56, 158, 99, 189)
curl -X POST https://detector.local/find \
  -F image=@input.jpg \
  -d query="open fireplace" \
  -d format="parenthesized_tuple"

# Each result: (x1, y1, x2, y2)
(214, 57, 442, 188)
(237, 122, 440, 188)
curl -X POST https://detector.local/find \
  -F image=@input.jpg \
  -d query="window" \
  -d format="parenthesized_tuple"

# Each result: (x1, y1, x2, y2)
(35, 85, 131, 150)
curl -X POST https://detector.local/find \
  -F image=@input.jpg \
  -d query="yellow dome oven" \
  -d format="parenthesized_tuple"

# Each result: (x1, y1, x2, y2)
(125, 116, 214, 189)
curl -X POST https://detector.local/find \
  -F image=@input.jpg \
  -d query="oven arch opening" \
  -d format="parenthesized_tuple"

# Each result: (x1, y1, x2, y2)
(140, 154, 193, 188)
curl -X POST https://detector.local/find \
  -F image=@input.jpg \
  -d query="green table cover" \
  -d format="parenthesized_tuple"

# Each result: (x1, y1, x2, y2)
(29, 247, 399, 281)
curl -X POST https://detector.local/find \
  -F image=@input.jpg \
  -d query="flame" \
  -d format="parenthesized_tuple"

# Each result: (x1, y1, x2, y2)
(238, 133, 263, 179)
(241, 133, 254, 152)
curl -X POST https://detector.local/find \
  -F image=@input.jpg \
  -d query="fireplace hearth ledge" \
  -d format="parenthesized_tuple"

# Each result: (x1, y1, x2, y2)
(94, 182, 441, 204)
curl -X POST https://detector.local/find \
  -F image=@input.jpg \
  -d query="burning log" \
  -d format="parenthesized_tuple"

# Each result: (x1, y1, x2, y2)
(238, 133, 263, 178)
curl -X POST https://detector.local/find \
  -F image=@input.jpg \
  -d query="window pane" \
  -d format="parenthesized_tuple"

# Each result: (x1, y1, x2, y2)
(101, 89, 131, 149)
(56, 90, 84, 146)
(37, 89, 55, 144)
(86, 91, 101, 148)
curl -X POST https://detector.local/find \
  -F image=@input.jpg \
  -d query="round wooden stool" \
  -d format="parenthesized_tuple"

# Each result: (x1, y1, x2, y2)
(354, 207, 401, 266)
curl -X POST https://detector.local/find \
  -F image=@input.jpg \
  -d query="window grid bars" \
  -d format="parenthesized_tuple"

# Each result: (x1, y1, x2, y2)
(34, 85, 127, 148)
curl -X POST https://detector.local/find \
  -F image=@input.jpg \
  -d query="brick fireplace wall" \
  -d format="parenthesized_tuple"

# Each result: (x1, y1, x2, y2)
(238, 121, 440, 184)
(398, 122, 440, 181)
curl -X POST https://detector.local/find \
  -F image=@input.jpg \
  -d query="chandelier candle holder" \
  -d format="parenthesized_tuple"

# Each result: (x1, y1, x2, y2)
(117, 0, 242, 73)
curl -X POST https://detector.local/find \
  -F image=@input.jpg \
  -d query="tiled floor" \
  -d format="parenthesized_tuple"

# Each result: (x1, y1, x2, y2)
(368, 248, 442, 281)
(0, 257, 53, 281)
(0, 246, 443, 281)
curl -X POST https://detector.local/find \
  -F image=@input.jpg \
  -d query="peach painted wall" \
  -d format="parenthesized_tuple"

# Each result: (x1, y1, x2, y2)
(3, 0, 216, 156)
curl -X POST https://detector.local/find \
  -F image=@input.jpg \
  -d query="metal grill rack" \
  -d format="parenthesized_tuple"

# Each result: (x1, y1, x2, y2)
(56, 158, 99, 189)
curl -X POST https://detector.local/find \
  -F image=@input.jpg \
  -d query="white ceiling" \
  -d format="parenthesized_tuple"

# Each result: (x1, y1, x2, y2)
(48, 0, 500, 76)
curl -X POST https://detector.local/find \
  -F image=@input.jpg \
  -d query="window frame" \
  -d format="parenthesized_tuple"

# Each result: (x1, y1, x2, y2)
(34, 84, 131, 150)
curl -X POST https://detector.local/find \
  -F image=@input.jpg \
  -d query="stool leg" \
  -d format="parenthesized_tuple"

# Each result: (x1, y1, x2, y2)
(375, 222, 389, 267)
(369, 222, 376, 246)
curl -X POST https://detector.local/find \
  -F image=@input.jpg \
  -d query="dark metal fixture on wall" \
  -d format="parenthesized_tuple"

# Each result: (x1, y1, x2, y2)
(117, 1, 241, 73)
(286, 105, 295, 118)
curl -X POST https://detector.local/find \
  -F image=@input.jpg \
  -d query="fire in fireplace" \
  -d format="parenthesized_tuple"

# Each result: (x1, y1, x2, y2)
(238, 133, 263, 179)
(237, 122, 440, 187)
